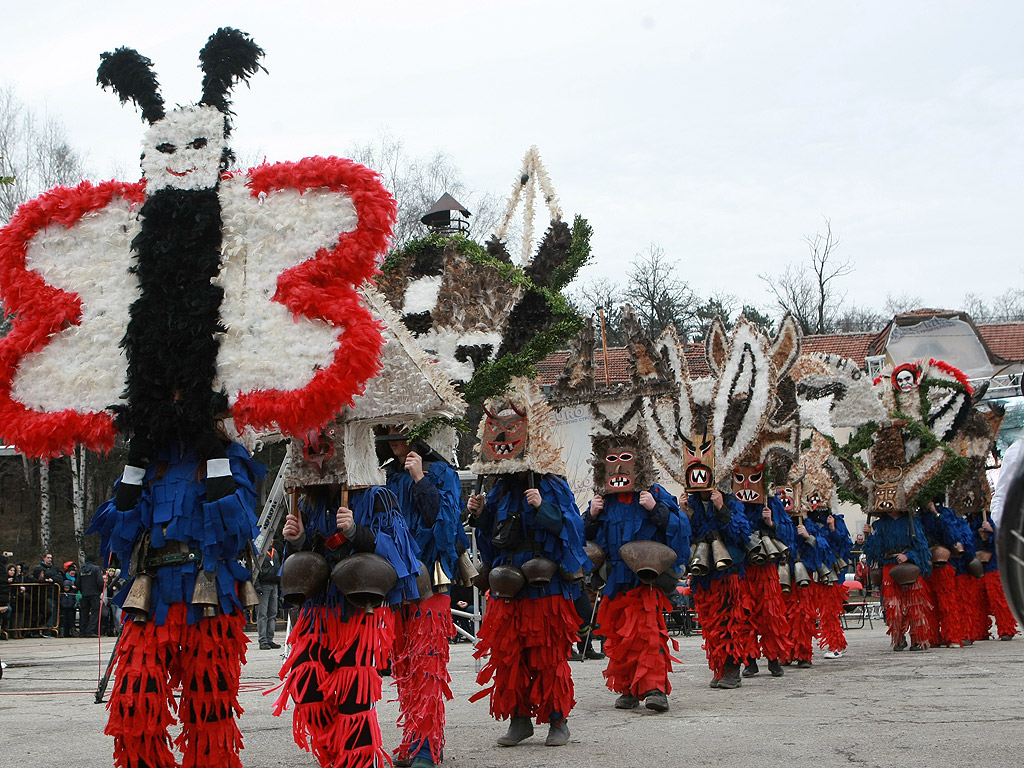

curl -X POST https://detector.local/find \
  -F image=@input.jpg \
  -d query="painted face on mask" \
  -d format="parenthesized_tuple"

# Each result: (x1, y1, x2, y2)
(603, 446, 636, 494)
(892, 363, 920, 393)
(481, 401, 527, 463)
(775, 485, 797, 514)
(682, 434, 715, 492)
(803, 489, 825, 513)
(141, 105, 226, 192)
(873, 481, 900, 512)
(732, 463, 766, 504)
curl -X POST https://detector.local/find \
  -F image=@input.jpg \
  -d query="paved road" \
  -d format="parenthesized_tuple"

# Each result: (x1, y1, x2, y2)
(1, 621, 1022, 767)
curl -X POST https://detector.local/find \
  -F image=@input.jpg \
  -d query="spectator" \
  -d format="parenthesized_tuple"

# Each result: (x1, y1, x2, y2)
(102, 567, 125, 636)
(855, 554, 871, 587)
(0, 552, 11, 640)
(38, 553, 62, 637)
(59, 579, 78, 637)
(78, 554, 105, 638)
(255, 541, 281, 650)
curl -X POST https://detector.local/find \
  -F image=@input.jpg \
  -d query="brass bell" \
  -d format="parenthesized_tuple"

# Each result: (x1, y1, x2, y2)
(620, 540, 677, 584)
(521, 556, 559, 588)
(239, 579, 260, 610)
(769, 536, 790, 560)
(584, 541, 607, 573)
(280, 551, 330, 605)
(457, 550, 479, 587)
(793, 561, 811, 588)
(890, 561, 922, 586)
(835, 557, 849, 572)
(122, 573, 153, 622)
(488, 564, 526, 600)
(760, 535, 781, 562)
(432, 560, 452, 593)
(710, 535, 732, 572)
(777, 562, 792, 593)
(191, 570, 220, 618)
(746, 532, 767, 565)
(967, 557, 985, 579)
(689, 541, 711, 576)
(332, 552, 400, 612)
(870, 566, 883, 587)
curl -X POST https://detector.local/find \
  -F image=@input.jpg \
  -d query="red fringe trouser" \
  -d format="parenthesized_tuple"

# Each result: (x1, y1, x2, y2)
(978, 569, 1019, 638)
(741, 563, 792, 662)
(924, 565, 968, 647)
(880, 565, 933, 649)
(957, 573, 986, 641)
(105, 602, 248, 768)
(814, 582, 849, 653)
(273, 604, 394, 768)
(471, 594, 577, 724)
(691, 574, 757, 677)
(391, 593, 454, 765)
(781, 585, 818, 663)
(597, 585, 678, 697)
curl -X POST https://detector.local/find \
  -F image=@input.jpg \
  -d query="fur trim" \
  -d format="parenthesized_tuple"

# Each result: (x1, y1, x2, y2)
(97, 47, 165, 124)
(198, 28, 265, 120)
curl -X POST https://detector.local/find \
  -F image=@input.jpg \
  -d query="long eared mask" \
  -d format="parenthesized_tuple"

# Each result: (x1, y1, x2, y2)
(603, 444, 637, 494)
(732, 463, 766, 504)
(682, 433, 715, 493)
(481, 401, 528, 463)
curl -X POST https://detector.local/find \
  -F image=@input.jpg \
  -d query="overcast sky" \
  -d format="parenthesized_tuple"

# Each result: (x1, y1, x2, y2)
(3, 1, 1022, 320)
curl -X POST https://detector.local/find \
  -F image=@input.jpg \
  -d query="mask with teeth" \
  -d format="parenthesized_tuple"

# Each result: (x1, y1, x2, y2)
(681, 433, 715, 492)
(731, 463, 766, 504)
(603, 446, 636, 494)
(775, 484, 799, 514)
(481, 402, 527, 463)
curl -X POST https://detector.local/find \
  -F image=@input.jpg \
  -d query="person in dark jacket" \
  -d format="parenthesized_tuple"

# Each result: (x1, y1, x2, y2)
(77, 555, 105, 638)
(256, 542, 282, 650)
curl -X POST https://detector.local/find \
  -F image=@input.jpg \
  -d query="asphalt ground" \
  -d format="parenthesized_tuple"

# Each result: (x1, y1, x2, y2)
(1, 620, 1022, 768)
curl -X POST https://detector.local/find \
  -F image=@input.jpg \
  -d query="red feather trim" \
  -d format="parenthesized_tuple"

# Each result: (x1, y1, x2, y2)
(691, 574, 758, 676)
(981, 569, 1018, 638)
(741, 563, 793, 661)
(390, 594, 453, 764)
(782, 586, 818, 663)
(928, 358, 973, 394)
(232, 157, 397, 439)
(814, 582, 848, 653)
(105, 603, 247, 768)
(881, 564, 932, 648)
(0, 180, 144, 458)
(471, 595, 577, 723)
(598, 585, 678, 697)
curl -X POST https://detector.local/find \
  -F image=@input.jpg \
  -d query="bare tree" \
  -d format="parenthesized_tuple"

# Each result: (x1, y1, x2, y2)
(834, 304, 886, 333)
(569, 277, 626, 345)
(759, 218, 852, 335)
(1, 85, 87, 225)
(348, 132, 503, 247)
(882, 292, 923, 317)
(624, 244, 700, 340)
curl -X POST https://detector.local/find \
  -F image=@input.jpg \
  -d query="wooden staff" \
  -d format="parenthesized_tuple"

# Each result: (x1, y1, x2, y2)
(598, 307, 611, 388)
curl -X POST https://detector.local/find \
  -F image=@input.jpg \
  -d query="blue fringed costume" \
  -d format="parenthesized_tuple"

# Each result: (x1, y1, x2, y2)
(87, 441, 264, 768)
(272, 486, 420, 768)
(584, 485, 690, 700)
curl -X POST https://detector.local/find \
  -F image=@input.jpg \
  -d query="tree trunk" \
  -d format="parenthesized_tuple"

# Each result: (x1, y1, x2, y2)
(39, 458, 51, 551)
(71, 447, 87, 563)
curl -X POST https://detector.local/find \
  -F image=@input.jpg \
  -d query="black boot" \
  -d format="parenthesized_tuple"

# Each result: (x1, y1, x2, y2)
(742, 659, 759, 677)
(545, 719, 570, 746)
(718, 664, 742, 689)
(497, 716, 534, 746)
(643, 690, 669, 712)
(767, 659, 784, 677)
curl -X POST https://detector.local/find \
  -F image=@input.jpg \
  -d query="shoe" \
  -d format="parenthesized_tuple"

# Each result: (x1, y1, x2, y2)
(894, 640, 908, 651)
(708, 677, 721, 688)
(569, 650, 583, 662)
(796, 659, 812, 668)
(767, 659, 784, 677)
(497, 716, 534, 746)
(909, 643, 923, 651)
(1000, 635, 1015, 641)
(259, 643, 272, 650)
(614, 693, 640, 709)
(584, 646, 606, 660)
(742, 660, 759, 677)
(545, 719, 570, 746)
(643, 690, 669, 712)
(393, 758, 412, 768)
(962, 640, 974, 646)
(823, 650, 844, 659)
(410, 758, 436, 768)
(717, 665, 742, 689)
(267, 641, 281, 649)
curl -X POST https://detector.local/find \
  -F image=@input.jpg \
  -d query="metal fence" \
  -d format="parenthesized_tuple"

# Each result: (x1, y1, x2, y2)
(2, 581, 59, 638)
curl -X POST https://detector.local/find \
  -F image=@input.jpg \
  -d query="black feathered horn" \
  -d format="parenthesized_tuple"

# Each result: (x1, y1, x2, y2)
(198, 27, 266, 123)
(97, 47, 165, 124)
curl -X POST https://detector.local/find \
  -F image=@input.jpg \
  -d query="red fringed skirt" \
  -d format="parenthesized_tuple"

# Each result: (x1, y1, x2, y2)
(598, 585, 678, 697)
(471, 594, 577, 724)
(391, 593, 454, 765)
(881, 564, 932, 648)
(956, 572, 986, 641)
(782, 584, 818, 663)
(272, 603, 394, 768)
(105, 602, 248, 768)
(741, 563, 792, 661)
(691, 574, 757, 677)
(815, 582, 849, 653)
(925, 565, 967, 647)
(980, 569, 1019, 638)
